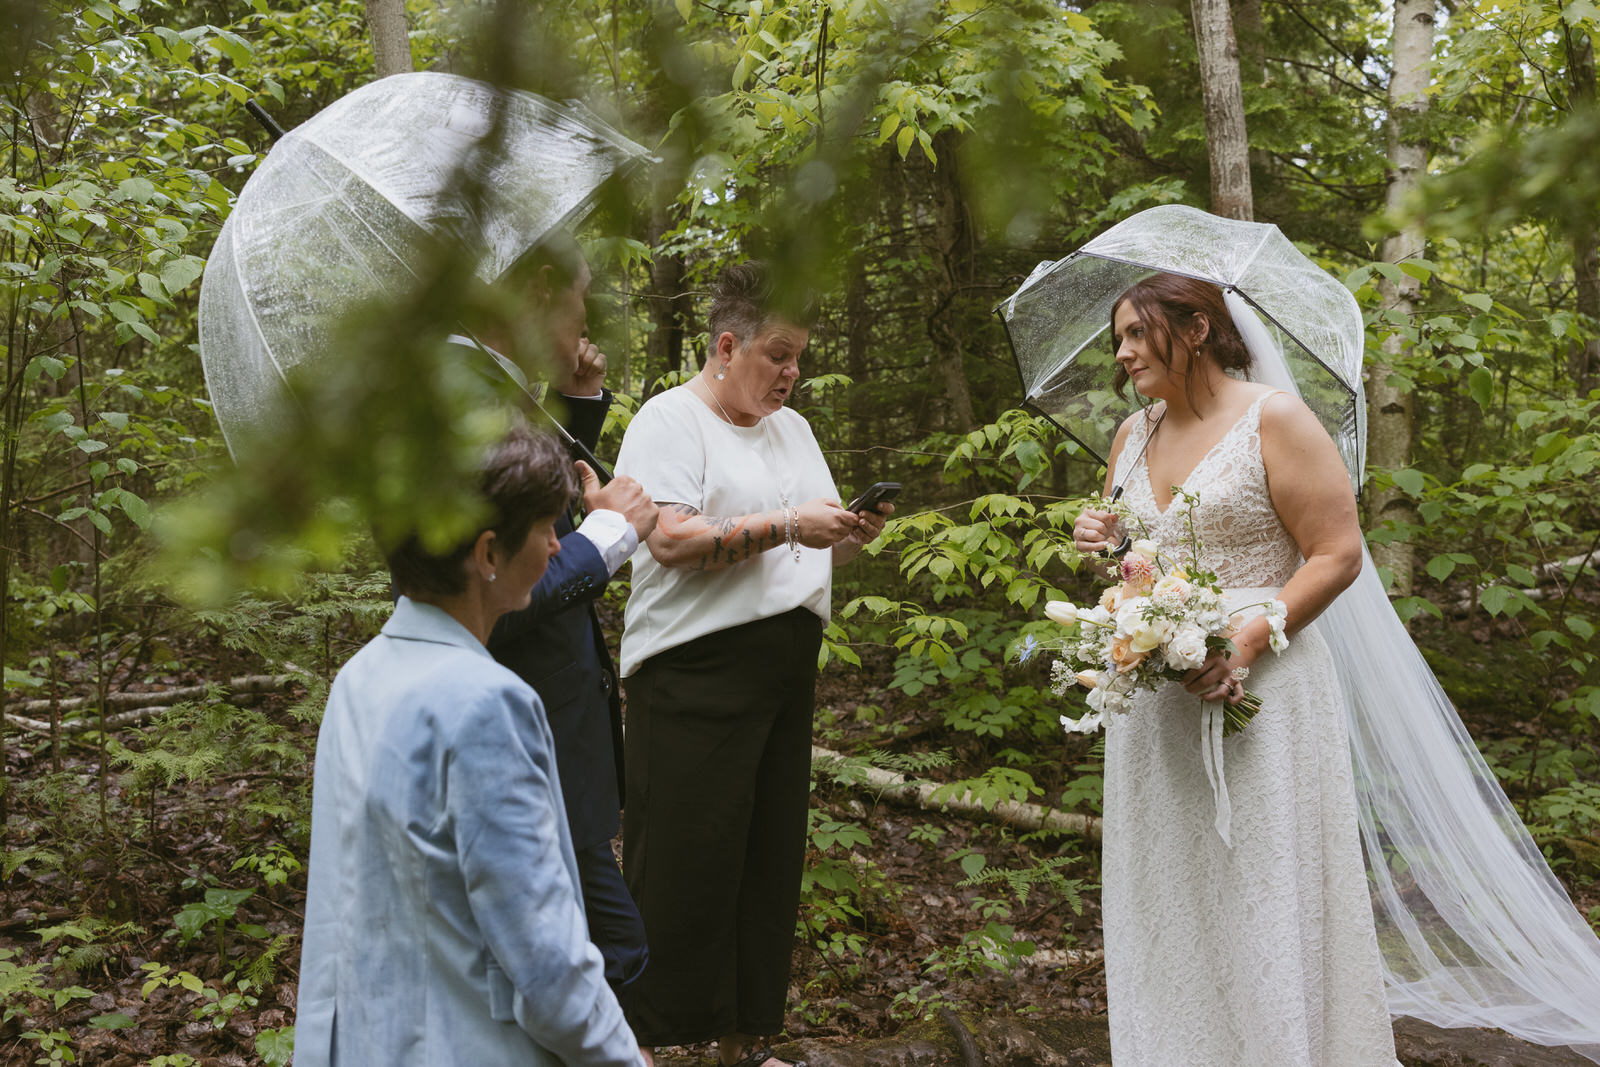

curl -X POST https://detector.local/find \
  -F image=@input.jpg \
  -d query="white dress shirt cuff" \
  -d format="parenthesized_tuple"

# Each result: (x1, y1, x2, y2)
(575, 509, 638, 576)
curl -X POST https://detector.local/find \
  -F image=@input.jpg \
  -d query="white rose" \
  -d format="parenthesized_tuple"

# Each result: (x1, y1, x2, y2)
(1165, 626, 1209, 670)
(1044, 600, 1080, 626)
(1127, 614, 1174, 653)
(1152, 574, 1190, 607)
(1114, 599, 1152, 632)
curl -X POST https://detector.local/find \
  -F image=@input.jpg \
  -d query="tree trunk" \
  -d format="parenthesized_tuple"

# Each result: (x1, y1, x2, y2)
(1566, 27, 1599, 394)
(1191, 0, 1253, 220)
(844, 255, 873, 489)
(1368, 0, 1433, 597)
(364, 0, 414, 78)
(644, 184, 690, 395)
(926, 131, 977, 432)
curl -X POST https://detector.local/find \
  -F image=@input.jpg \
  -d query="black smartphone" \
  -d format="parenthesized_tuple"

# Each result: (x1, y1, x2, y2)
(846, 481, 901, 514)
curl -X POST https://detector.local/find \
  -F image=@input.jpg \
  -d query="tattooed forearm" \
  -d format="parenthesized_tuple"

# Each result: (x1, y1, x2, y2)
(648, 501, 787, 571)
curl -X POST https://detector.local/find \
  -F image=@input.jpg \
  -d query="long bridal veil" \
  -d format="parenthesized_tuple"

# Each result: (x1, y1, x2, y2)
(1224, 288, 1600, 1062)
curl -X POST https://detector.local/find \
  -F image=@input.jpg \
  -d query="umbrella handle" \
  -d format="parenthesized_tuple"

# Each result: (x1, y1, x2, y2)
(529, 395, 614, 484)
(245, 100, 287, 142)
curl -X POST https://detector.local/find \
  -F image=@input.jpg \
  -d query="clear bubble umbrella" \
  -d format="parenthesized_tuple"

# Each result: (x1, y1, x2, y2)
(997, 203, 1367, 486)
(198, 71, 653, 461)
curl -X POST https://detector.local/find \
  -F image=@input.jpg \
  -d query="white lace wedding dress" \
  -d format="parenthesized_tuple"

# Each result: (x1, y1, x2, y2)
(1101, 392, 1399, 1066)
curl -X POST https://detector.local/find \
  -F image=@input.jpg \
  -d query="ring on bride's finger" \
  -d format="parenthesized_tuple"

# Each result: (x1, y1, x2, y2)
(1230, 666, 1249, 681)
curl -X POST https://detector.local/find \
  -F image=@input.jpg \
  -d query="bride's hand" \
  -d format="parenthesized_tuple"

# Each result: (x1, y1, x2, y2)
(1073, 508, 1123, 554)
(1183, 619, 1268, 702)
(1182, 649, 1247, 703)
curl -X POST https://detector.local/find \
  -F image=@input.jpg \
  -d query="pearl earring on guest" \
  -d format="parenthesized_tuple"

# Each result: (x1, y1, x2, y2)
(488, 573, 496, 582)
(715, 363, 727, 381)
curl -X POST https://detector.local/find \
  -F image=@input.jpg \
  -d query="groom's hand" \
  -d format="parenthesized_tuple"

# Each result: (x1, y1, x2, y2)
(577, 461, 659, 541)
(560, 336, 607, 397)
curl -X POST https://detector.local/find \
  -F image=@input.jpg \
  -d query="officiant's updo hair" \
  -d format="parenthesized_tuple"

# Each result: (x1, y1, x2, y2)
(1111, 274, 1251, 403)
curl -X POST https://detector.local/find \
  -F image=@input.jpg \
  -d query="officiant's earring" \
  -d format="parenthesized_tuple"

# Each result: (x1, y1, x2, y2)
(715, 362, 727, 381)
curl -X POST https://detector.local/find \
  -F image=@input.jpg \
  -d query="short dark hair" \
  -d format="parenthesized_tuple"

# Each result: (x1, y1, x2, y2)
(1112, 274, 1251, 403)
(500, 230, 585, 296)
(385, 425, 577, 598)
(706, 260, 820, 345)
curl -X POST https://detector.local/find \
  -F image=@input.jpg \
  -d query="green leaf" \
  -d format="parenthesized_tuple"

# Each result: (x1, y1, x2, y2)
(89, 1012, 136, 1029)
(896, 124, 915, 159)
(1391, 468, 1425, 498)
(1480, 585, 1512, 616)
(1467, 367, 1493, 410)
(1567, 616, 1596, 641)
(959, 851, 987, 879)
(1460, 292, 1492, 312)
(117, 177, 155, 203)
(1505, 564, 1537, 586)
(256, 1026, 295, 1066)
(159, 254, 206, 295)
(1425, 554, 1457, 581)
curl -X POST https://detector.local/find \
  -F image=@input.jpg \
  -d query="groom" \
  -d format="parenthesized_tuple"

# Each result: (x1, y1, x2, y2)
(455, 233, 659, 1016)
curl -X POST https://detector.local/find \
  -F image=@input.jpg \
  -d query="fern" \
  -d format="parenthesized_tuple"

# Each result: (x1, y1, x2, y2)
(957, 855, 1087, 912)
(33, 917, 145, 976)
(241, 934, 290, 989)
(2, 845, 62, 879)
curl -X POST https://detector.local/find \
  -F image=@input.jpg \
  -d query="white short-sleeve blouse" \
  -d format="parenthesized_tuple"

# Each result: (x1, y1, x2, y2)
(614, 385, 839, 676)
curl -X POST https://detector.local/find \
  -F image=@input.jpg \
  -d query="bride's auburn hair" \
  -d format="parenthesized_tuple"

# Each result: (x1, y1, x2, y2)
(1111, 274, 1251, 403)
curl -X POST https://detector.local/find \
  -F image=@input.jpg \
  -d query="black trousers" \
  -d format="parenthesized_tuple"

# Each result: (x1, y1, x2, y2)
(621, 608, 822, 1046)
(573, 836, 650, 999)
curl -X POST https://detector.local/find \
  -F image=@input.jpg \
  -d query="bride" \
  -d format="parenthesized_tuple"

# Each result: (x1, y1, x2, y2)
(1072, 273, 1401, 1065)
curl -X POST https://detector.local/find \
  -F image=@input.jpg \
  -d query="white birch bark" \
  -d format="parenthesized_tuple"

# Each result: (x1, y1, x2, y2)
(1369, 0, 1434, 597)
(1191, 0, 1253, 220)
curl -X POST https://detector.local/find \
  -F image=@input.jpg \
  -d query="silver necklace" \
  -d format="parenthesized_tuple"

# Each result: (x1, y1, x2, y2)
(698, 376, 800, 561)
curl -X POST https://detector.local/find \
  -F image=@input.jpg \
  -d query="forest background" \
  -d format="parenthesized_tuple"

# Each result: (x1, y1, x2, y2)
(2, 0, 1599, 1064)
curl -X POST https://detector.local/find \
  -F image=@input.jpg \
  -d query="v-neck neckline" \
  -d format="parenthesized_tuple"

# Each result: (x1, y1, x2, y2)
(1141, 392, 1271, 515)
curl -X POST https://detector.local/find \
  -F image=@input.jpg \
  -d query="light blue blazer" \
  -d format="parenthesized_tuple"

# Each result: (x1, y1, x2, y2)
(294, 597, 642, 1067)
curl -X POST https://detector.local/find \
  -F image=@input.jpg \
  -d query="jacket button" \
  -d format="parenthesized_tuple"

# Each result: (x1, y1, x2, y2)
(601, 671, 614, 695)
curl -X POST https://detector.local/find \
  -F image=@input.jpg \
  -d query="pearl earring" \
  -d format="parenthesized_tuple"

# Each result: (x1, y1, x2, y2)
(715, 363, 727, 381)
(488, 573, 497, 583)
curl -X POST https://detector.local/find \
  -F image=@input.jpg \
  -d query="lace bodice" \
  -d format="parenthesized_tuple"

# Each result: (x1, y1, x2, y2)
(1113, 391, 1301, 587)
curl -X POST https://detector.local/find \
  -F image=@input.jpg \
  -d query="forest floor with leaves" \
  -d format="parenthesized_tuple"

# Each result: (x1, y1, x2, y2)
(0, 631, 1596, 1066)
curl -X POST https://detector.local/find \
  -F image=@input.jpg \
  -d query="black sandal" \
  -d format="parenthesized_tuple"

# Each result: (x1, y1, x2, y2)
(724, 1048, 807, 1067)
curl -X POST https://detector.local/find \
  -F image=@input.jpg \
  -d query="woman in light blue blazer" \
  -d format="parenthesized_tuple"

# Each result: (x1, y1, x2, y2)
(294, 426, 645, 1067)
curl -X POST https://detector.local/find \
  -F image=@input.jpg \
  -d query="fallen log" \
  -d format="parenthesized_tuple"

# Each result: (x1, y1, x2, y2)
(811, 745, 1103, 841)
(4, 674, 295, 734)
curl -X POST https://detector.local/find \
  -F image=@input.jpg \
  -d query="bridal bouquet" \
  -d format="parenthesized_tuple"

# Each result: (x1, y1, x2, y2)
(1034, 488, 1287, 737)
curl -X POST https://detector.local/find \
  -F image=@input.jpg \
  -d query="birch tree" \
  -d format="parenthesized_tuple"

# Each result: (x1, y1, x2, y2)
(365, 0, 414, 77)
(1369, 0, 1434, 596)
(1191, 0, 1253, 219)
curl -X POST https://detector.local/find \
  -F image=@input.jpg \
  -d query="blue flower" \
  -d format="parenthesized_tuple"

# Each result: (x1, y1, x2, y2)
(1016, 634, 1040, 663)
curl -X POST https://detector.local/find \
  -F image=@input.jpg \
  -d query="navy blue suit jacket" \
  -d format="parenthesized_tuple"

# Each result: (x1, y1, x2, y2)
(487, 393, 626, 849)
